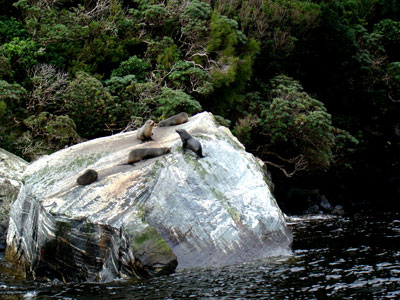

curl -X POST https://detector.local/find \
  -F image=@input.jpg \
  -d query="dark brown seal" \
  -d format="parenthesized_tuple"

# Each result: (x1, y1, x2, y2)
(158, 112, 189, 127)
(127, 147, 171, 164)
(77, 169, 98, 185)
(137, 120, 155, 142)
(175, 129, 205, 159)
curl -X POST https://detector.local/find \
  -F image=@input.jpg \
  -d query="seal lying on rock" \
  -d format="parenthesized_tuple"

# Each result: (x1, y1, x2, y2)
(137, 120, 155, 142)
(175, 129, 205, 159)
(77, 169, 98, 185)
(127, 147, 171, 164)
(158, 112, 188, 127)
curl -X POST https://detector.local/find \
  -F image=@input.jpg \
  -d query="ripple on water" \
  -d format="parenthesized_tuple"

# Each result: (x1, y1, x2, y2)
(0, 212, 399, 300)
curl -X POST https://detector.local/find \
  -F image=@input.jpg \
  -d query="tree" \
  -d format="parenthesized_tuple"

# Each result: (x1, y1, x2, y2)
(17, 112, 81, 161)
(234, 75, 358, 177)
(63, 72, 113, 138)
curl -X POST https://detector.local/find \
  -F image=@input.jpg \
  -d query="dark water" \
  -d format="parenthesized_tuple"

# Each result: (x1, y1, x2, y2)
(1, 213, 399, 300)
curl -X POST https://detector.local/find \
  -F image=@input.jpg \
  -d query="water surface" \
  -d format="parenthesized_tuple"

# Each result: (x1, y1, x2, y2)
(1, 213, 399, 299)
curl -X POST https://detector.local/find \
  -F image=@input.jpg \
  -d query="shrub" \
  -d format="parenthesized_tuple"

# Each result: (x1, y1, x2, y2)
(17, 112, 81, 161)
(258, 75, 358, 174)
(28, 64, 70, 114)
(156, 88, 202, 118)
(63, 72, 113, 138)
(0, 80, 27, 111)
(110, 55, 151, 81)
(180, 0, 211, 41)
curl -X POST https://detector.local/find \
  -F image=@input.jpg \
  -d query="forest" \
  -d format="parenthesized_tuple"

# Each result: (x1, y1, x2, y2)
(1, 0, 399, 212)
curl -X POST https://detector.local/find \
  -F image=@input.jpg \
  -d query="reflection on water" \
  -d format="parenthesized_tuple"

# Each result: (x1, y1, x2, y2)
(1, 213, 399, 299)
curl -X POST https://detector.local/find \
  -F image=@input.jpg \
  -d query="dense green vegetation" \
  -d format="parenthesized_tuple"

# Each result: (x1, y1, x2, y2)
(1, 0, 399, 208)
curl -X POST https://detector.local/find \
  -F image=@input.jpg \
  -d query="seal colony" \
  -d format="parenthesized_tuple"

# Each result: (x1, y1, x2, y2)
(76, 112, 206, 185)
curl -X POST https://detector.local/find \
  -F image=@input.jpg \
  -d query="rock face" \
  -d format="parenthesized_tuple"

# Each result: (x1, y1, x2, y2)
(6, 112, 292, 282)
(0, 148, 28, 252)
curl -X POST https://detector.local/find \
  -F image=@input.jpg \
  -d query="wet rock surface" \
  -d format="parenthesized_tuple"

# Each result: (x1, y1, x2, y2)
(0, 149, 28, 254)
(6, 112, 292, 282)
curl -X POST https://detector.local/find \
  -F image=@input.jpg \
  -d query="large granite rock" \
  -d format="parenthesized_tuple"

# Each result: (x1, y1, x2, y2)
(6, 112, 292, 282)
(0, 148, 28, 252)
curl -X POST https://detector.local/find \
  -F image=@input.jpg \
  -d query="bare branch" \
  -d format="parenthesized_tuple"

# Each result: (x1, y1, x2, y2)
(264, 161, 295, 177)
(261, 152, 309, 178)
(388, 93, 400, 103)
(28, 64, 70, 113)
(85, 0, 112, 18)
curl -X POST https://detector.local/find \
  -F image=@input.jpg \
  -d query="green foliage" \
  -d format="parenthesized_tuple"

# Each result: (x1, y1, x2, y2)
(0, 54, 14, 79)
(167, 61, 214, 95)
(331, 128, 359, 169)
(156, 88, 202, 118)
(110, 56, 151, 80)
(0, 17, 27, 43)
(63, 72, 113, 138)
(259, 75, 357, 171)
(156, 37, 180, 70)
(0, 101, 6, 118)
(25, 112, 79, 144)
(105, 75, 156, 129)
(214, 115, 231, 127)
(180, 0, 211, 41)
(351, 24, 386, 92)
(143, 3, 169, 26)
(234, 0, 320, 53)
(387, 62, 400, 101)
(374, 19, 400, 61)
(376, 0, 400, 18)
(69, 35, 128, 76)
(8, 112, 80, 161)
(13, 0, 131, 76)
(105, 75, 138, 99)
(0, 80, 27, 110)
(206, 11, 259, 114)
(232, 115, 258, 146)
(207, 11, 246, 56)
(0, 0, 396, 184)
(0, 37, 44, 79)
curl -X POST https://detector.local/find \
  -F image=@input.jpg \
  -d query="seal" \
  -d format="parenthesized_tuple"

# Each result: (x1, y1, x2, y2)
(137, 120, 155, 142)
(158, 112, 189, 127)
(77, 169, 98, 185)
(175, 129, 205, 159)
(127, 147, 171, 164)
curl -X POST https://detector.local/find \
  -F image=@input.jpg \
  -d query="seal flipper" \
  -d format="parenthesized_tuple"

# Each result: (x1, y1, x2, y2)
(196, 147, 206, 159)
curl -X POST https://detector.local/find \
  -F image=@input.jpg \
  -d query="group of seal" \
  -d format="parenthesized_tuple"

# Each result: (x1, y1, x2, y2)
(158, 112, 204, 158)
(136, 112, 189, 143)
(77, 112, 204, 185)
